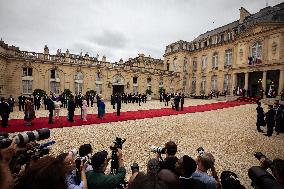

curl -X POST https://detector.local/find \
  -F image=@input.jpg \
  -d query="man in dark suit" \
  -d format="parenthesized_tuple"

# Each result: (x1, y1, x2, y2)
(18, 94, 26, 111)
(8, 95, 15, 112)
(34, 94, 41, 110)
(180, 93, 185, 111)
(90, 95, 94, 107)
(47, 96, 55, 124)
(265, 105, 275, 137)
(111, 94, 116, 109)
(67, 95, 75, 122)
(1, 98, 10, 128)
(116, 94, 121, 116)
(96, 94, 101, 118)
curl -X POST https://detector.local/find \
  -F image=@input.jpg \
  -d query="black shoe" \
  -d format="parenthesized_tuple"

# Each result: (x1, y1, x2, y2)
(258, 130, 264, 133)
(277, 132, 280, 135)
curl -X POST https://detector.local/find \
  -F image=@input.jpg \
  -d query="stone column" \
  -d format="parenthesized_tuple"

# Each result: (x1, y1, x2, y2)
(232, 73, 237, 95)
(278, 70, 284, 95)
(262, 71, 267, 93)
(244, 72, 249, 90)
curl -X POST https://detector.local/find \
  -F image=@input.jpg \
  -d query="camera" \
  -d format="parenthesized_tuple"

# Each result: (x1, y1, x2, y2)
(0, 128, 50, 149)
(197, 147, 205, 156)
(254, 152, 273, 168)
(110, 137, 126, 175)
(150, 146, 165, 154)
(131, 162, 139, 174)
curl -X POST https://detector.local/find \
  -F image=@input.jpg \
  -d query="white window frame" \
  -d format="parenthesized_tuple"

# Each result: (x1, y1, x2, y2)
(225, 50, 232, 66)
(211, 76, 218, 91)
(212, 53, 218, 68)
(96, 84, 102, 94)
(201, 56, 207, 70)
(22, 80, 33, 94)
(251, 42, 262, 59)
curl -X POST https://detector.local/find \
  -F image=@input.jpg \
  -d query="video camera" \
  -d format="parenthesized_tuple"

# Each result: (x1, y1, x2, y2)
(109, 137, 126, 189)
(249, 152, 284, 189)
(150, 146, 165, 154)
(0, 128, 50, 149)
(73, 151, 92, 186)
(197, 147, 205, 156)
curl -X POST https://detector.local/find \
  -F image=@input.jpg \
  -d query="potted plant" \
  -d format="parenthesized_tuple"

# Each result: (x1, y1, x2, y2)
(33, 89, 47, 98)
(145, 88, 153, 100)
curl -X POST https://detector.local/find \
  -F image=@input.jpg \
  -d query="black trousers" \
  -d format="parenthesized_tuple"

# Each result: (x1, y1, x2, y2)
(275, 120, 281, 133)
(19, 103, 24, 111)
(80, 107, 83, 120)
(181, 104, 184, 111)
(48, 110, 54, 123)
(267, 126, 274, 136)
(10, 105, 14, 112)
(68, 111, 74, 122)
(1, 114, 9, 127)
(117, 108, 120, 116)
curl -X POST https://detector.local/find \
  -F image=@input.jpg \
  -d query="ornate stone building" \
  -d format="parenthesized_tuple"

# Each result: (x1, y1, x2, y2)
(0, 42, 181, 100)
(164, 3, 284, 97)
(0, 3, 283, 100)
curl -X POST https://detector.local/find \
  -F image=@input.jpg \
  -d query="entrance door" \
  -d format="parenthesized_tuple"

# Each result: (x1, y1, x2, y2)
(248, 71, 263, 97)
(113, 85, 124, 95)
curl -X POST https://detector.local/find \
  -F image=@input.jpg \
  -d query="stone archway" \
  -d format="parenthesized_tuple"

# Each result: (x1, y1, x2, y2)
(112, 74, 125, 94)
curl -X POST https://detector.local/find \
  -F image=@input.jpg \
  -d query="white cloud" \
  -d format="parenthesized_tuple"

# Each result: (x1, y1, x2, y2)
(0, 0, 282, 62)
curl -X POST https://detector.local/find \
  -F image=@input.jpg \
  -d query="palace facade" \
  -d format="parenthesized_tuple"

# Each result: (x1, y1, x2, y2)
(0, 3, 283, 100)
(164, 3, 284, 97)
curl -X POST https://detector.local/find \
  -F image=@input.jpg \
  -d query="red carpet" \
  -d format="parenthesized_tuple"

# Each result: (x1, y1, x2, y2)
(1, 101, 252, 133)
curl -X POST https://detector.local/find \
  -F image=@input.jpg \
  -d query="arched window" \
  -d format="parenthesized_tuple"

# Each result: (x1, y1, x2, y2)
(251, 42, 262, 59)
(191, 77, 196, 94)
(74, 72, 83, 94)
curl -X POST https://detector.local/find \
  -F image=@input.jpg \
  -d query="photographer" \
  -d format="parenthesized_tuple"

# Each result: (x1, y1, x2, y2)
(86, 149, 126, 189)
(249, 153, 284, 188)
(191, 152, 219, 189)
(79, 144, 93, 172)
(0, 138, 17, 189)
(156, 141, 178, 174)
(57, 152, 88, 189)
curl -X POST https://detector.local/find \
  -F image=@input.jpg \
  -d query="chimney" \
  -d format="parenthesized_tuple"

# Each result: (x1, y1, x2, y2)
(44, 45, 49, 55)
(239, 7, 251, 24)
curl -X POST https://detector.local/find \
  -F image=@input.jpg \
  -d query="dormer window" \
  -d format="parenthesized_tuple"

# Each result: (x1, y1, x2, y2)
(23, 68, 32, 77)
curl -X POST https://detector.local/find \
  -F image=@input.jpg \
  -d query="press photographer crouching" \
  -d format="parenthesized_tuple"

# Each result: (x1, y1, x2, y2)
(191, 147, 220, 189)
(152, 141, 178, 173)
(248, 152, 284, 189)
(86, 138, 126, 189)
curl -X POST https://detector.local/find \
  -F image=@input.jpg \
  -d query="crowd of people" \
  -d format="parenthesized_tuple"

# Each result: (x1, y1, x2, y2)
(255, 100, 284, 137)
(159, 93, 185, 111)
(1, 138, 283, 189)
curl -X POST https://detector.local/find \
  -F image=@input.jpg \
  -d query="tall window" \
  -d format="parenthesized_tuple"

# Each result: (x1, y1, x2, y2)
(200, 77, 206, 94)
(225, 49, 232, 67)
(192, 57, 197, 71)
(211, 75, 218, 91)
(251, 42, 262, 59)
(147, 78, 151, 85)
(74, 72, 83, 94)
(166, 61, 170, 71)
(212, 53, 218, 69)
(201, 56, 207, 71)
(23, 68, 32, 76)
(22, 80, 33, 94)
(50, 81, 60, 94)
(191, 77, 196, 94)
(239, 49, 243, 61)
(183, 57, 188, 72)
(173, 58, 177, 72)
(75, 72, 83, 80)
(96, 84, 102, 94)
(133, 77, 138, 84)
(133, 86, 138, 94)
(50, 69, 59, 79)
(96, 72, 102, 81)
(224, 74, 231, 92)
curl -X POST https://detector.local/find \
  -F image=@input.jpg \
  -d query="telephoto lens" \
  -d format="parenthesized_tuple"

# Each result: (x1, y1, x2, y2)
(131, 163, 139, 174)
(0, 128, 50, 149)
(150, 146, 165, 154)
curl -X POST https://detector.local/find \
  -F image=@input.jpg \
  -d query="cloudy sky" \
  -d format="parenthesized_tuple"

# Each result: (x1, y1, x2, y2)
(0, 0, 282, 62)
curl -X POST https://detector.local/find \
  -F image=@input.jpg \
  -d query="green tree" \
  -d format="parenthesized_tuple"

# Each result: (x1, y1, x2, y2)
(86, 90, 96, 96)
(62, 89, 72, 97)
(159, 87, 166, 94)
(33, 89, 47, 97)
(145, 88, 153, 95)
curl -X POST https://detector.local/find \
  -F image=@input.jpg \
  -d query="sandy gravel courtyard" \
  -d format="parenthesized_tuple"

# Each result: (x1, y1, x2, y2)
(7, 99, 284, 188)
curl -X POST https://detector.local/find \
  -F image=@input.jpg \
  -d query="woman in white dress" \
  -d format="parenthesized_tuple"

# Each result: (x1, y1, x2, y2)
(54, 98, 62, 120)
(82, 97, 88, 121)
